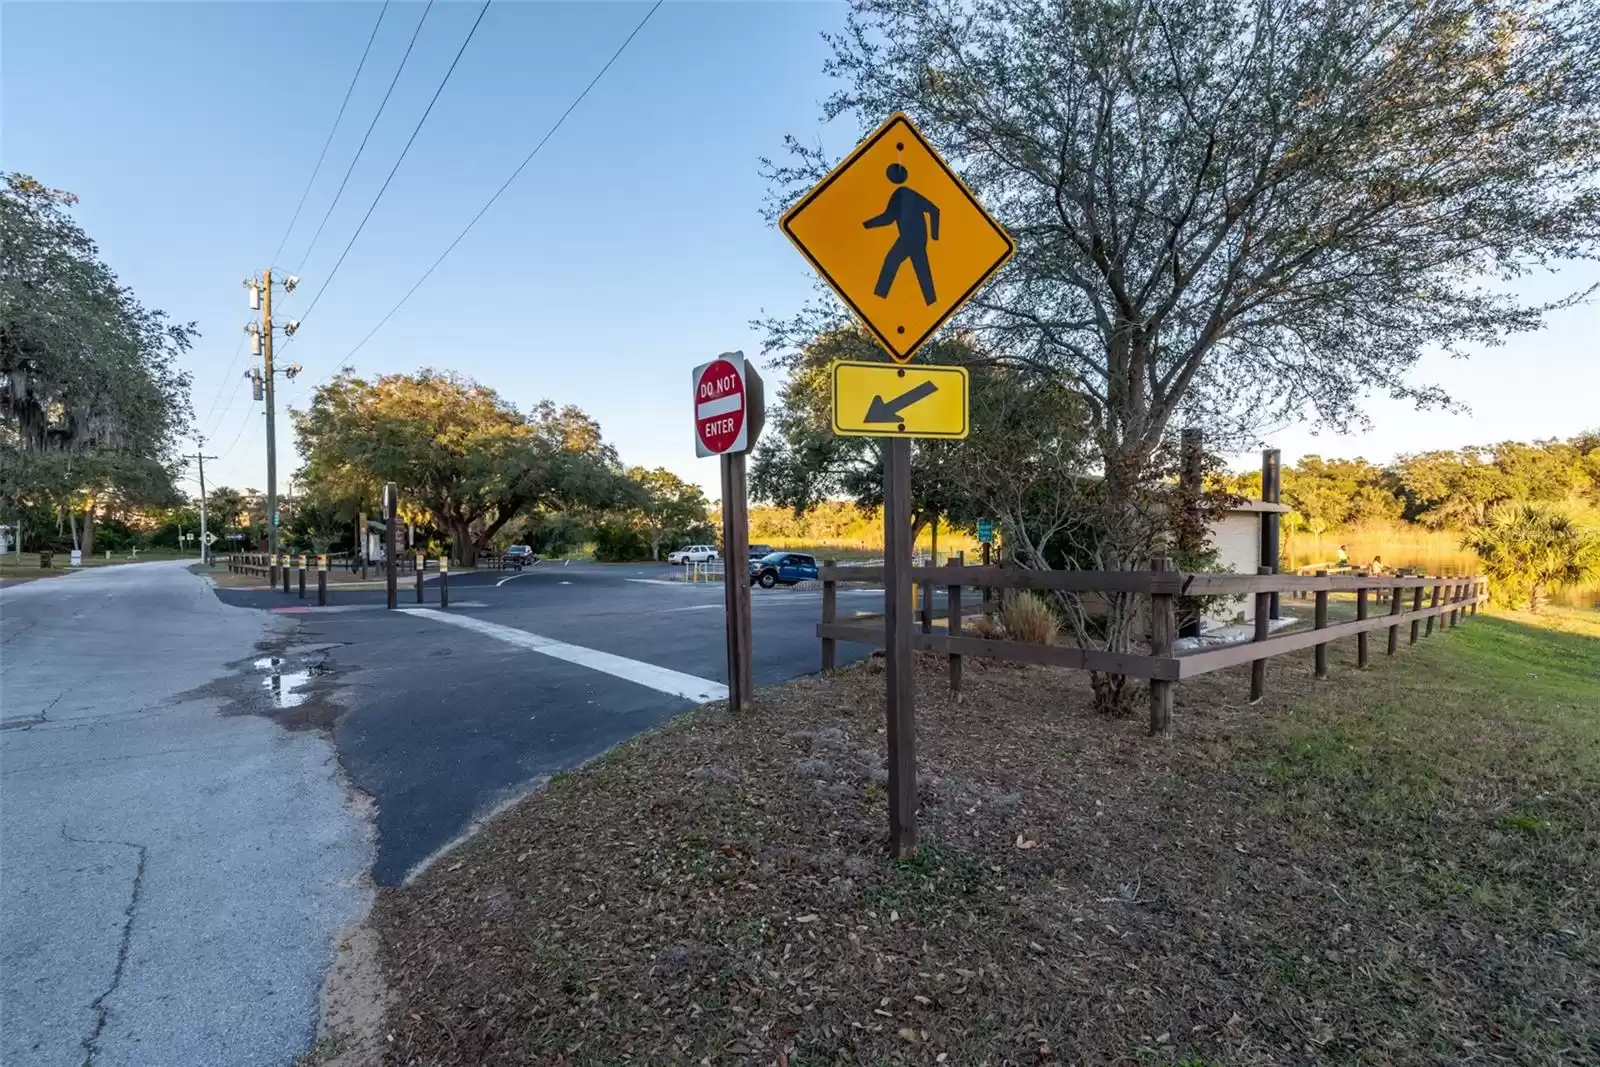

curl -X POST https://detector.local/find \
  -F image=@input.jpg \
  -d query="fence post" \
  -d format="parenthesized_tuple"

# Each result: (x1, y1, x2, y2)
(1250, 566, 1272, 703)
(1386, 579, 1403, 655)
(981, 542, 993, 616)
(439, 557, 449, 609)
(947, 550, 964, 696)
(920, 575, 933, 635)
(316, 554, 328, 606)
(1149, 558, 1176, 736)
(1356, 586, 1369, 668)
(1409, 582, 1425, 644)
(1426, 580, 1441, 637)
(821, 561, 837, 673)
(297, 554, 307, 599)
(1451, 579, 1464, 627)
(1313, 570, 1330, 679)
(1472, 578, 1481, 616)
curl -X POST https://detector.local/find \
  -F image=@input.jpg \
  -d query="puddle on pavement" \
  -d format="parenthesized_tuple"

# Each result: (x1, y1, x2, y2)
(253, 657, 333, 709)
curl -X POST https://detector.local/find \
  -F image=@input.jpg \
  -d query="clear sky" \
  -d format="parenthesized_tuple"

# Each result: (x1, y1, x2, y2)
(4, 1, 1597, 501)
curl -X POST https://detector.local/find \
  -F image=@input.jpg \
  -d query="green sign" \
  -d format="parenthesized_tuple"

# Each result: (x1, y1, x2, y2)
(977, 519, 993, 545)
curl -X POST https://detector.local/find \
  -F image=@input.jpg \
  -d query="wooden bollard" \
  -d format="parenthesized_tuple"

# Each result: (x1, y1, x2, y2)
(1148, 558, 1175, 735)
(297, 554, 307, 599)
(1313, 570, 1330, 679)
(1386, 579, 1403, 655)
(438, 557, 449, 609)
(1356, 586, 1369, 668)
(269, 554, 279, 588)
(1250, 566, 1273, 703)
(317, 554, 328, 606)
(415, 552, 425, 604)
(947, 550, 964, 695)
(281, 554, 291, 594)
(820, 560, 836, 672)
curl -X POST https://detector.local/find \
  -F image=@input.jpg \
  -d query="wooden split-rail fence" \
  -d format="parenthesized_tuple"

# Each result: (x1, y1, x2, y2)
(818, 560, 1486, 734)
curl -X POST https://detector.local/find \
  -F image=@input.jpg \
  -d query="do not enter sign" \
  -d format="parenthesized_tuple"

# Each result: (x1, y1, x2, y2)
(692, 351, 765, 458)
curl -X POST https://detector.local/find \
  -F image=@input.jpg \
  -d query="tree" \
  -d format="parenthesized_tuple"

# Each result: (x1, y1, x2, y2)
(1462, 503, 1600, 611)
(768, 0, 1599, 521)
(1, 173, 195, 553)
(628, 467, 712, 560)
(751, 326, 1004, 538)
(205, 486, 247, 534)
(293, 370, 629, 566)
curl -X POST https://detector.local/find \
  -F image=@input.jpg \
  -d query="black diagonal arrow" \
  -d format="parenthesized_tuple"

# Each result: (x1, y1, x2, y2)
(864, 379, 939, 423)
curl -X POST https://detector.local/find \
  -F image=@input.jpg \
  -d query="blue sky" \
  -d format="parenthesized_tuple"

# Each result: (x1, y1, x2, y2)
(4, 1, 1597, 502)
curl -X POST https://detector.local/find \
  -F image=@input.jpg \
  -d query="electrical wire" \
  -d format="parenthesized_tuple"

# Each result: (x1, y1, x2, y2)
(268, 1, 392, 269)
(291, 0, 437, 278)
(289, 0, 493, 330)
(197, 333, 248, 440)
(295, 0, 664, 396)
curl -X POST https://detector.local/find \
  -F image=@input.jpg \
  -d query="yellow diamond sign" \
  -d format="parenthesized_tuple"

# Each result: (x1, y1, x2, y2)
(782, 113, 1014, 364)
(831, 361, 969, 439)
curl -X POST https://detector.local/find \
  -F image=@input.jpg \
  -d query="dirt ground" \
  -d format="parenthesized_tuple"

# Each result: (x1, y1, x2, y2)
(368, 612, 1599, 1066)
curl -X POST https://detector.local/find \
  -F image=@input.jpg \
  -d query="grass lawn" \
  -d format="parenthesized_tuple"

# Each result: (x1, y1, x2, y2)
(0, 549, 199, 585)
(368, 606, 1599, 1066)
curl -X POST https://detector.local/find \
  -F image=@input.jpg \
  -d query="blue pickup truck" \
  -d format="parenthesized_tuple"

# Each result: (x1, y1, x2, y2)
(749, 551, 819, 588)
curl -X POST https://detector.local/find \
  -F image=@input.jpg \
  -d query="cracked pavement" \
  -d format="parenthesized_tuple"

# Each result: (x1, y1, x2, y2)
(1, 562, 372, 1066)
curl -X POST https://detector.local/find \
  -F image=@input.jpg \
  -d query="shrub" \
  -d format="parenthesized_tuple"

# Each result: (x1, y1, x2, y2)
(1001, 591, 1058, 645)
(965, 614, 1004, 640)
(1461, 504, 1600, 612)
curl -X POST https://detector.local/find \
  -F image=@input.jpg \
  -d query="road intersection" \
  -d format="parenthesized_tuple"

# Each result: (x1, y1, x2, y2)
(1, 558, 880, 1063)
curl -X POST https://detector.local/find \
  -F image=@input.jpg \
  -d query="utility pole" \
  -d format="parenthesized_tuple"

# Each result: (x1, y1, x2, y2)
(186, 444, 219, 565)
(247, 270, 300, 560)
(261, 270, 278, 556)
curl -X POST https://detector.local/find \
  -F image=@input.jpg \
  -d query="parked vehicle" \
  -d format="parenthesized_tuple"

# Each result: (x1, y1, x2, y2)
(504, 544, 537, 564)
(668, 544, 719, 565)
(747, 543, 775, 560)
(749, 551, 819, 588)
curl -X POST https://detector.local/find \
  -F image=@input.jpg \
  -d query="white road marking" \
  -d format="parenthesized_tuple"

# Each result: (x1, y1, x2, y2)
(660, 603, 724, 613)
(495, 571, 535, 587)
(397, 608, 728, 703)
(626, 578, 691, 587)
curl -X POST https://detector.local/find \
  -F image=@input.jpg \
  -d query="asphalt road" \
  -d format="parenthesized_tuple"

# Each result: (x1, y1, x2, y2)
(214, 561, 884, 884)
(0, 562, 371, 1067)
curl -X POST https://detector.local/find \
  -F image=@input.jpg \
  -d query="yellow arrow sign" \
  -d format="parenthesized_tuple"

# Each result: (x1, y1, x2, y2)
(831, 361, 969, 439)
(782, 113, 1014, 364)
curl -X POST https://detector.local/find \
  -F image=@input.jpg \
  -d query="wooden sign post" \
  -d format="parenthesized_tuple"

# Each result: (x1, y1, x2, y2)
(692, 352, 764, 712)
(781, 111, 1009, 859)
(882, 438, 917, 858)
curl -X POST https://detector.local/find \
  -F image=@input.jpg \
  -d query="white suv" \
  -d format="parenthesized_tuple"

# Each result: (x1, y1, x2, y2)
(667, 544, 718, 565)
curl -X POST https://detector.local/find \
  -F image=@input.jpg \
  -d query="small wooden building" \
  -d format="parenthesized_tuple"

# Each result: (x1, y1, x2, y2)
(1204, 500, 1292, 627)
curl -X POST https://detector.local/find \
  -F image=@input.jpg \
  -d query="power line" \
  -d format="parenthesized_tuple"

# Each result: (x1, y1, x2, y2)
(308, 0, 665, 379)
(291, 0, 437, 278)
(290, 0, 494, 329)
(197, 333, 248, 439)
(268, 1, 393, 268)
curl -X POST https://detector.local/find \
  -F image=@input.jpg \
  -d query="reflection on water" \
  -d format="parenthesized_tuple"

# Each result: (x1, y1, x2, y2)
(253, 656, 331, 709)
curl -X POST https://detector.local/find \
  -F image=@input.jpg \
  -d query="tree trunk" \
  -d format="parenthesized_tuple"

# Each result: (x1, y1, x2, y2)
(650, 533, 661, 561)
(68, 509, 80, 550)
(82, 503, 97, 557)
(450, 521, 477, 568)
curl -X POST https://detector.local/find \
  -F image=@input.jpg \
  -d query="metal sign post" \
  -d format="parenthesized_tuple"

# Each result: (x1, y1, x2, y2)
(882, 438, 917, 857)
(692, 352, 764, 711)
(382, 482, 398, 611)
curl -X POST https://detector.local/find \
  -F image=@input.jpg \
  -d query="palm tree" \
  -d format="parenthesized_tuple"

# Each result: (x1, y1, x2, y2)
(1461, 504, 1600, 612)
(205, 486, 246, 533)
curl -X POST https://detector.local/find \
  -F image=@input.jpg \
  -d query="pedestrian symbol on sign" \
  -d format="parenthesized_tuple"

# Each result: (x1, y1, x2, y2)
(864, 161, 940, 306)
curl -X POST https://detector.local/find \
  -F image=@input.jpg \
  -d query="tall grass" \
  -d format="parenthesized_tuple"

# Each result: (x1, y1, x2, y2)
(1287, 520, 1599, 609)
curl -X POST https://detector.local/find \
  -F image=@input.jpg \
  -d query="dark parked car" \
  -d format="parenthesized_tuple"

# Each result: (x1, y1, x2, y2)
(749, 551, 819, 588)
(747, 543, 775, 560)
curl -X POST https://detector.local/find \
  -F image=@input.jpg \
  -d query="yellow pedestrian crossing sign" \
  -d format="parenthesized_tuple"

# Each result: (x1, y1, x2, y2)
(782, 113, 1014, 364)
(831, 361, 969, 439)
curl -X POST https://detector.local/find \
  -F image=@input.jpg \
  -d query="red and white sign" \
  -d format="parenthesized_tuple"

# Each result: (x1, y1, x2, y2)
(693, 354, 749, 457)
